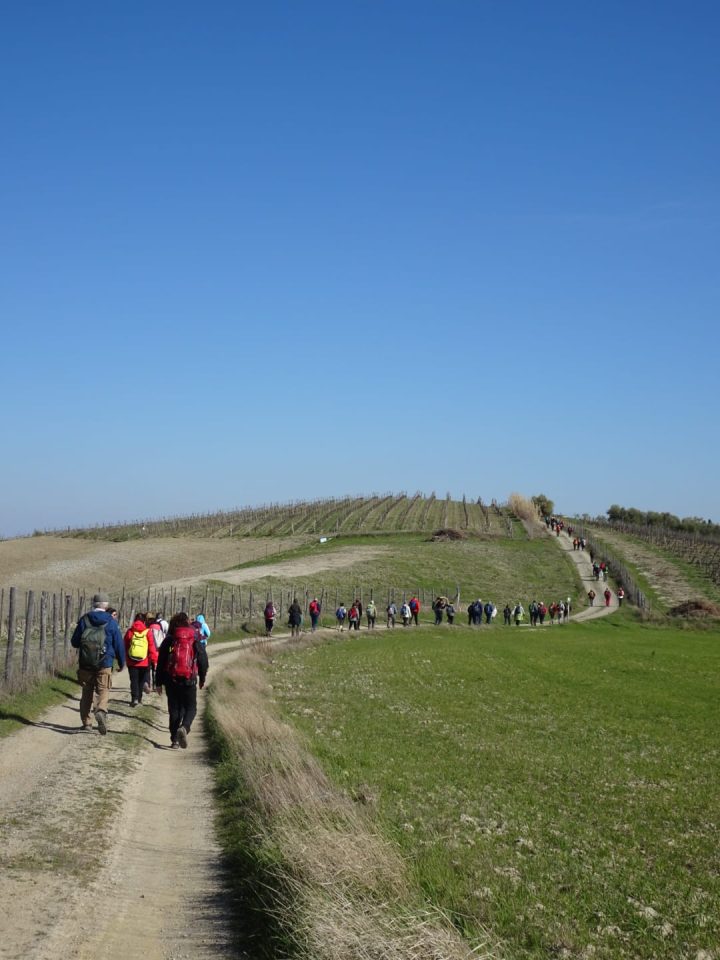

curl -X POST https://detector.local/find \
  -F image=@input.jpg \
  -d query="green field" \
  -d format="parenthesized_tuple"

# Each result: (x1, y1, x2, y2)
(224, 533, 579, 614)
(269, 616, 720, 959)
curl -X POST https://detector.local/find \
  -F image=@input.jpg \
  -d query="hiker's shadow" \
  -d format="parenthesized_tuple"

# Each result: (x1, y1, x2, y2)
(0, 708, 87, 735)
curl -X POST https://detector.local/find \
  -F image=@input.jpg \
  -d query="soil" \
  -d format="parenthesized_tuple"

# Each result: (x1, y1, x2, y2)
(161, 545, 389, 590)
(0, 639, 256, 960)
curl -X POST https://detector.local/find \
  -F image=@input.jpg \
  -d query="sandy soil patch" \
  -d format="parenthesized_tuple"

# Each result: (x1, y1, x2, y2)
(0, 535, 304, 593)
(162, 545, 390, 589)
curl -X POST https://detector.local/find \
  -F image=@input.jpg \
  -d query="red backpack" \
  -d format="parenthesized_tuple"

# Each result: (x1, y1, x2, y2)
(167, 626, 198, 681)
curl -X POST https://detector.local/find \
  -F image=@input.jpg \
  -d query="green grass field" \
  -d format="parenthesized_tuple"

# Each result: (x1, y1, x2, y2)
(226, 533, 580, 615)
(269, 615, 720, 959)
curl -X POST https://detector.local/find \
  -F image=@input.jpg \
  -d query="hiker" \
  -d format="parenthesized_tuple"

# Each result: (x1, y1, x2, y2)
(445, 601, 455, 624)
(513, 602, 524, 626)
(192, 613, 212, 644)
(147, 614, 166, 691)
(288, 598, 303, 638)
(264, 600, 277, 636)
(529, 601, 538, 626)
(467, 600, 475, 626)
(336, 603, 347, 631)
(348, 602, 360, 631)
(564, 598, 571, 621)
(484, 601, 495, 625)
(355, 599, 363, 622)
(587, 589, 596, 606)
(386, 601, 397, 628)
(70, 592, 125, 735)
(308, 597, 321, 631)
(409, 596, 420, 626)
(538, 602, 547, 625)
(124, 612, 159, 707)
(604, 588, 612, 607)
(155, 612, 209, 750)
(366, 599, 377, 629)
(433, 597, 446, 626)
(617, 587, 625, 607)
(400, 601, 411, 626)
(473, 600, 484, 626)
(503, 603, 512, 625)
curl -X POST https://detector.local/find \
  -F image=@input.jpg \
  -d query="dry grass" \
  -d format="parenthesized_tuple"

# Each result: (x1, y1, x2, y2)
(208, 651, 498, 960)
(507, 494, 543, 539)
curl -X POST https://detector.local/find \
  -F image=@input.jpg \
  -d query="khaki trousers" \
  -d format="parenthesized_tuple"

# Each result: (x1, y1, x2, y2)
(77, 667, 113, 725)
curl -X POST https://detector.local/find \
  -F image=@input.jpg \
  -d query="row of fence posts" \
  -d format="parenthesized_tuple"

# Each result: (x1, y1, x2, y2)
(1, 582, 460, 691)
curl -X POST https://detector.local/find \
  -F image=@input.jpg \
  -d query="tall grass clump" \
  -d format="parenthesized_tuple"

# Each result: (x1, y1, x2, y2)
(507, 494, 543, 538)
(206, 650, 498, 960)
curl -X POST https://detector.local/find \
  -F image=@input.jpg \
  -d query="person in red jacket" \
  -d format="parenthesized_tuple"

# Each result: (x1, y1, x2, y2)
(604, 588, 612, 607)
(409, 596, 420, 626)
(124, 612, 159, 707)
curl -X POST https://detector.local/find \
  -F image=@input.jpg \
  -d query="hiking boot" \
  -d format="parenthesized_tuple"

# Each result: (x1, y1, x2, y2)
(80, 724, 93, 733)
(96, 710, 107, 736)
(171, 742, 180, 750)
(130, 699, 138, 707)
(176, 726, 188, 749)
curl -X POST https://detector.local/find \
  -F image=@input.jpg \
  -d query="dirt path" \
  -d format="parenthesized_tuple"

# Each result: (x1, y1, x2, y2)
(549, 526, 619, 621)
(0, 639, 259, 960)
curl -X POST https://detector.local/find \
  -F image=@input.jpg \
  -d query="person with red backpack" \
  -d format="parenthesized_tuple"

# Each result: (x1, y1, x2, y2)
(124, 612, 159, 707)
(308, 597, 321, 632)
(155, 612, 209, 749)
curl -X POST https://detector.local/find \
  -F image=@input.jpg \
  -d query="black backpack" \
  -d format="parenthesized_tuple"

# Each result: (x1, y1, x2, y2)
(79, 616, 106, 670)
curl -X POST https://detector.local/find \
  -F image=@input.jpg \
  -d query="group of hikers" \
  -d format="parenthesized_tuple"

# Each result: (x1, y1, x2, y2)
(70, 593, 210, 748)
(260, 593, 582, 634)
(587, 586, 621, 607)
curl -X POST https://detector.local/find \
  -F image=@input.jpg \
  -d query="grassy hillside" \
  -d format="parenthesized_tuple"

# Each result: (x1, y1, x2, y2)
(268, 616, 720, 959)
(219, 533, 581, 613)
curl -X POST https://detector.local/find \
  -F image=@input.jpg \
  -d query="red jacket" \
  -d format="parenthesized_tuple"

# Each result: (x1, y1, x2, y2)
(124, 620, 159, 669)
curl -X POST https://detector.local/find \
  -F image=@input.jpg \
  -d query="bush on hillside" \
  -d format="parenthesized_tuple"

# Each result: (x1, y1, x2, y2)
(668, 599, 720, 619)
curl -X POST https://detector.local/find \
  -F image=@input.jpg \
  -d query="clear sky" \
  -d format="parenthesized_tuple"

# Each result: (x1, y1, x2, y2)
(2, 0, 718, 537)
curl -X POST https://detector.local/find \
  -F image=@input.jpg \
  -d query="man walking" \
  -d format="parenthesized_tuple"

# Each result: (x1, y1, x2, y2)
(71, 592, 125, 735)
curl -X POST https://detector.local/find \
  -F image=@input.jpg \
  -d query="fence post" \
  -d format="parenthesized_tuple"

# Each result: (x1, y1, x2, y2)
(22, 590, 36, 679)
(39, 592, 48, 668)
(63, 594, 73, 654)
(52, 592, 59, 665)
(4, 587, 17, 685)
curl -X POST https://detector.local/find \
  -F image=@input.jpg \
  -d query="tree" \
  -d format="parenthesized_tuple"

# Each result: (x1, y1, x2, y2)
(531, 494, 554, 518)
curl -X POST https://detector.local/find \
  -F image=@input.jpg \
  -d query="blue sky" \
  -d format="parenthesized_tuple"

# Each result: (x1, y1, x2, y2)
(1, 1, 718, 536)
